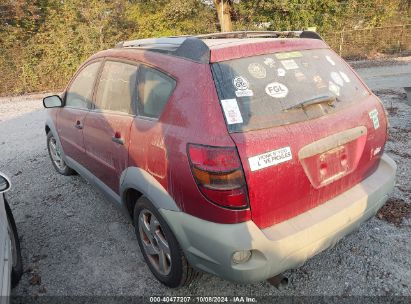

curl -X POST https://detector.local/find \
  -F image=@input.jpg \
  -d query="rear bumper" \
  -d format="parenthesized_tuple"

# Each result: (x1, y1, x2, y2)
(161, 153, 396, 283)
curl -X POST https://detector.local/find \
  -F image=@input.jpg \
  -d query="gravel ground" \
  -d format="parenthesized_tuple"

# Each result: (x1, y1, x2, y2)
(0, 61, 410, 298)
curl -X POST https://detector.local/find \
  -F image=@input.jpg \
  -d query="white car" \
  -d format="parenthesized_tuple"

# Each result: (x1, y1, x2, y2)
(0, 173, 22, 302)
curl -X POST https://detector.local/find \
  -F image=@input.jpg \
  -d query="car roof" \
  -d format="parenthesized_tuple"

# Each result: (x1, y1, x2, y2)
(112, 31, 329, 64)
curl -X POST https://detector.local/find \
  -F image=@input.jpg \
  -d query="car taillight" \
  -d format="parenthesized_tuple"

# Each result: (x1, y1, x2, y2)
(187, 143, 249, 209)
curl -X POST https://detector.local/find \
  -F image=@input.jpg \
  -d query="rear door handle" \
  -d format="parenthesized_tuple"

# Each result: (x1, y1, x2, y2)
(112, 136, 124, 145)
(112, 131, 124, 145)
(75, 120, 83, 129)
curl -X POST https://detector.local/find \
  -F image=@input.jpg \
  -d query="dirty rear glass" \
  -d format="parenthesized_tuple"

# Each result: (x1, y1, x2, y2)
(211, 49, 369, 132)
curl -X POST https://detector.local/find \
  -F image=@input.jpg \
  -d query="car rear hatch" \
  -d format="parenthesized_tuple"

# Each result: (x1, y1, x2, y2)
(211, 47, 388, 229)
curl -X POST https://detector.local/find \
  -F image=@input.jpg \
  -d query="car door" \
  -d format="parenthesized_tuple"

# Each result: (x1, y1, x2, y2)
(0, 194, 10, 299)
(128, 64, 176, 180)
(82, 60, 138, 193)
(57, 61, 102, 166)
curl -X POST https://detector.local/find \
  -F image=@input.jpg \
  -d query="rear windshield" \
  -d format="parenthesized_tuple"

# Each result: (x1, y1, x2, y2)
(211, 49, 369, 132)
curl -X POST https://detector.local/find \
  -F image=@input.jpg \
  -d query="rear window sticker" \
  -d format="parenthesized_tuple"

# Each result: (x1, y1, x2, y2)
(277, 68, 286, 77)
(248, 63, 266, 79)
(248, 146, 292, 172)
(281, 59, 299, 70)
(328, 81, 340, 96)
(339, 71, 351, 83)
(294, 71, 306, 82)
(233, 76, 253, 97)
(275, 51, 302, 60)
(263, 57, 276, 68)
(302, 62, 309, 68)
(331, 72, 344, 87)
(221, 99, 243, 125)
(369, 109, 380, 129)
(326, 55, 336, 66)
(313, 75, 326, 89)
(235, 89, 254, 97)
(232, 76, 250, 91)
(265, 82, 289, 98)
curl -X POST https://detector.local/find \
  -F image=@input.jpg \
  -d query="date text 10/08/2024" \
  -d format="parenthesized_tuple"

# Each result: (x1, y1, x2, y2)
(149, 296, 257, 303)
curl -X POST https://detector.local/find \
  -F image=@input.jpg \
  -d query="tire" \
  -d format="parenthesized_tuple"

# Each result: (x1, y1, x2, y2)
(133, 197, 199, 288)
(4, 199, 23, 288)
(46, 132, 75, 176)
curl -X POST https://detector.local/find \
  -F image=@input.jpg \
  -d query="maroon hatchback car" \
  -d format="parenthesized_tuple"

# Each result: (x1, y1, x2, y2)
(43, 31, 396, 288)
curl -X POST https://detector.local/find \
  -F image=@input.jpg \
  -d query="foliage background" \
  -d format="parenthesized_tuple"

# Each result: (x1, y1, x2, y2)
(0, 0, 410, 95)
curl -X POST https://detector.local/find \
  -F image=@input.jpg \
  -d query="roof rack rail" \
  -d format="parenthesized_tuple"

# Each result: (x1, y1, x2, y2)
(195, 31, 298, 39)
(115, 37, 210, 63)
(196, 30, 323, 40)
(115, 30, 323, 63)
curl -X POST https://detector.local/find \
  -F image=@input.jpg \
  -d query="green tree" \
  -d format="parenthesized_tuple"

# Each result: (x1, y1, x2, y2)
(0, 0, 409, 95)
(232, 0, 406, 32)
(125, 0, 216, 38)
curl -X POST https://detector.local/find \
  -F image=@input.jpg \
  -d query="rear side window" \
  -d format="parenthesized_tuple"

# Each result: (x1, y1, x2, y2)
(212, 49, 369, 132)
(95, 61, 138, 114)
(66, 62, 101, 109)
(137, 65, 176, 118)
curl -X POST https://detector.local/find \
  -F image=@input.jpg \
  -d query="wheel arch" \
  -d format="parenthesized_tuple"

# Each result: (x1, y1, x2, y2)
(120, 167, 180, 220)
(45, 116, 68, 162)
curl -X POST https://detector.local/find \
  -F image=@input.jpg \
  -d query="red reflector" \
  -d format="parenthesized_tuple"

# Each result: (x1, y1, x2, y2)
(200, 186, 248, 208)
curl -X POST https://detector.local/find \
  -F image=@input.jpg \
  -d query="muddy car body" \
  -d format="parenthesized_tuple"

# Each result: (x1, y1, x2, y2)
(43, 31, 396, 287)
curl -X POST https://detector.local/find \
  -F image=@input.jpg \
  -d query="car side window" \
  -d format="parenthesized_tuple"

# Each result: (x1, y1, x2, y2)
(65, 62, 101, 109)
(95, 61, 138, 114)
(137, 65, 176, 119)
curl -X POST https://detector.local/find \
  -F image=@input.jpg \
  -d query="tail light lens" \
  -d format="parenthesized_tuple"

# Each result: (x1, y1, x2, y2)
(187, 143, 249, 209)
(375, 95, 389, 139)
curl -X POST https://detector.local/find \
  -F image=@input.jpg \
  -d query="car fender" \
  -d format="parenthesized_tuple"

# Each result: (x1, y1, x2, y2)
(120, 167, 180, 212)
(45, 115, 66, 160)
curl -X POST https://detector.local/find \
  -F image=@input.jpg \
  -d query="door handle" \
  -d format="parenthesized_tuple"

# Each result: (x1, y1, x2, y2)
(74, 120, 83, 129)
(112, 132, 124, 145)
(112, 137, 124, 145)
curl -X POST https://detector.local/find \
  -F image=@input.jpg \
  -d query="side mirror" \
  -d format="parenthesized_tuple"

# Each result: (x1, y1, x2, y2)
(43, 95, 63, 108)
(0, 173, 10, 193)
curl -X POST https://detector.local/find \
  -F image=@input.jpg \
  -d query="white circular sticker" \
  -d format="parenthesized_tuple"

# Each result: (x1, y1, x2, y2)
(265, 82, 289, 98)
(232, 76, 250, 91)
(277, 68, 286, 77)
(248, 63, 266, 79)
(331, 72, 344, 87)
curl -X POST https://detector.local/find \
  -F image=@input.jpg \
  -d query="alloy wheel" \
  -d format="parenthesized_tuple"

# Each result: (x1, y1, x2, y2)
(49, 136, 67, 171)
(138, 209, 172, 276)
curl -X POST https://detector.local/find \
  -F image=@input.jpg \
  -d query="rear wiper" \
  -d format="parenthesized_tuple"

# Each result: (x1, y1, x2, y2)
(284, 95, 337, 111)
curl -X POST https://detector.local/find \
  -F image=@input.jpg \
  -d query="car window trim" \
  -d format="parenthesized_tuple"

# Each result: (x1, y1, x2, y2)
(135, 114, 161, 121)
(91, 108, 136, 117)
(104, 56, 177, 83)
(60, 106, 91, 113)
(91, 57, 140, 116)
(64, 59, 104, 110)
